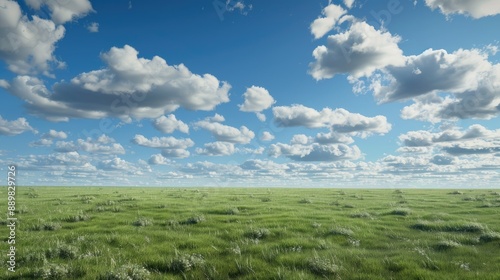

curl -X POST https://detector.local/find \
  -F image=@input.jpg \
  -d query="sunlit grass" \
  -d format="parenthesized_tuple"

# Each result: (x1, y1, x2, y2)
(1, 187, 500, 279)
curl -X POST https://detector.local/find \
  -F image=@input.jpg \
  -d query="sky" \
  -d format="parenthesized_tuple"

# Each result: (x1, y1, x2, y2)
(0, 0, 499, 188)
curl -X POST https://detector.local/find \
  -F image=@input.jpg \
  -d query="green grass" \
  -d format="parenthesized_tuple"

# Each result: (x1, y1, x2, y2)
(2, 187, 500, 279)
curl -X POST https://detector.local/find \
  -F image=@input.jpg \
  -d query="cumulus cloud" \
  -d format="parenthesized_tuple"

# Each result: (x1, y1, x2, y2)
(0, 115, 37, 136)
(25, 0, 94, 24)
(132, 134, 194, 149)
(309, 21, 404, 80)
(97, 157, 142, 172)
(87, 22, 99, 32)
(269, 142, 361, 161)
(205, 113, 225, 123)
(153, 114, 189, 134)
(374, 48, 494, 103)
(30, 138, 54, 147)
(42, 129, 67, 139)
(315, 131, 354, 144)
(310, 3, 348, 39)
(400, 124, 500, 147)
(29, 129, 67, 146)
(131, 134, 193, 158)
(239, 86, 275, 121)
(194, 120, 255, 144)
(196, 141, 236, 156)
(424, 0, 500, 18)
(148, 154, 170, 165)
(273, 104, 391, 137)
(344, 0, 355, 9)
(0, 0, 65, 75)
(17, 151, 95, 172)
(260, 131, 275, 141)
(55, 135, 125, 154)
(5, 45, 231, 121)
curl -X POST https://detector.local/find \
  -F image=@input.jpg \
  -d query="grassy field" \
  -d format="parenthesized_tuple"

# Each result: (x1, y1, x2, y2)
(1, 187, 500, 279)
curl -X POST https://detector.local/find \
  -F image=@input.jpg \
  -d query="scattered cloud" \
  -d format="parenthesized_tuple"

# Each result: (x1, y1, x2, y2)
(196, 141, 236, 156)
(273, 104, 391, 137)
(269, 142, 362, 162)
(309, 21, 404, 80)
(132, 134, 193, 158)
(42, 129, 67, 139)
(0, 0, 65, 75)
(0, 115, 37, 136)
(225, 0, 253, 15)
(25, 0, 94, 24)
(239, 86, 275, 121)
(195, 119, 255, 144)
(310, 3, 348, 39)
(260, 131, 275, 141)
(153, 114, 189, 134)
(87, 22, 99, 32)
(424, 0, 500, 19)
(373, 48, 495, 103)
(5, 45, 231, 121)
(148, 154, 170, 165)
(55, 135, 125, 154)
(131, 134, 194, 149)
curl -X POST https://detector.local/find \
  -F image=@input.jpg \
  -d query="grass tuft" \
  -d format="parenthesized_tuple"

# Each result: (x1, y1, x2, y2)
(183, 215, 205, 225)
(434, 240, 461, 251)
(479, 231, 500, 243)
(132, 217, 153, 227)
(245, 228, 271, 239)
(99, 264, 150, 280)
(328, 226, 354, 237)
(307, 255, 339, 276)
(389, 208, 411, 216)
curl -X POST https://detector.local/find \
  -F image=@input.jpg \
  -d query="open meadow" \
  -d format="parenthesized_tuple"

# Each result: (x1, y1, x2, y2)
(2, 187, 500, 279)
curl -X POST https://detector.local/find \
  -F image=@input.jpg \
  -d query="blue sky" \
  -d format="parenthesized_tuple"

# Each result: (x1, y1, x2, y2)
(0, 0, 499, 187)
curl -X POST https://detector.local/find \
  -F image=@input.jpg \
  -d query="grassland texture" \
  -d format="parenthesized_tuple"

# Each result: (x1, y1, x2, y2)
(1, 187, 500, 279)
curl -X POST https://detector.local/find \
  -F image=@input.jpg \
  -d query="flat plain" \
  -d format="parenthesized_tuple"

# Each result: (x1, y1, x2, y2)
(1, 187, 500, 279)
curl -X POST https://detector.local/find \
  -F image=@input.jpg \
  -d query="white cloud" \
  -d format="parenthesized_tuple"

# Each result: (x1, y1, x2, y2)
(309, 21, 404, 80)
(424, 0, 500, 18)
(55, 135, 125, 154)
(399, 125, 500, 147)
(310, 4, 348, 39)
(196, 141, 236, 156)
(269, 142, 361, 162)
(132, 134, 194, 149)
(98, 157, 135, 171)
(30, 138, 54, 147)
(153, 114, 189, 134)
(374, 48, 494, 103)
(315, 131, 354, 144)
(195, 120, 255, 144)
(25, 0, 94, 24)
(87, 22, 99, 32)
(6, 45, 231, 121)
(260, 131, 275, 141)
(239, 86, 275, 121)
(17, 151, 95, 172)
(161, 149, 190, 158)
(0, 0, 65, 75)
(0, 115, 37, 136)
(273, 104, 391, 137)
(344, 0, 355, 9)
(42, 129, 67, 139)
(205, 113, 225, 123)
(225, 0, 253, 15)
(30, 129, 67, 146)
(132, 134, 193, 159)
(148, 154, 170, 165)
